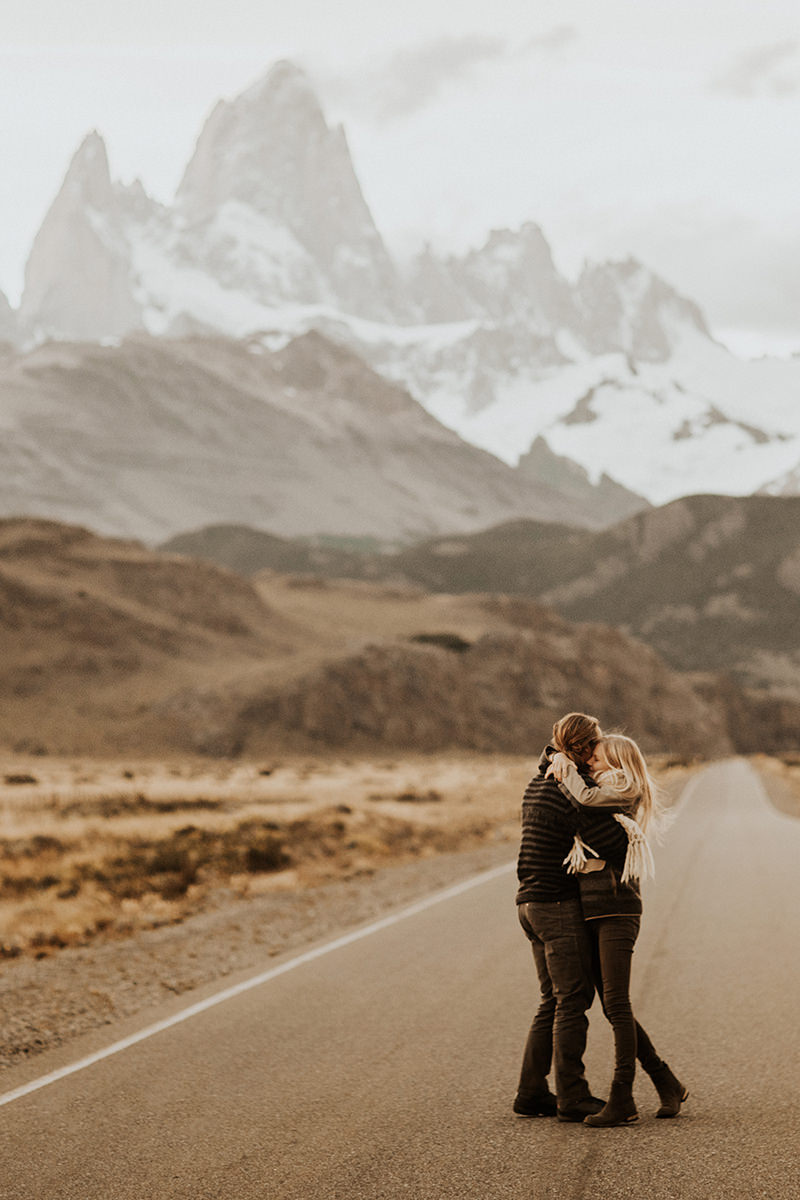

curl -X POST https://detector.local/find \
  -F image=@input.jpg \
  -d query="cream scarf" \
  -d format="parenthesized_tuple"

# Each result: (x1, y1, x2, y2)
(563, 812, 655, 884)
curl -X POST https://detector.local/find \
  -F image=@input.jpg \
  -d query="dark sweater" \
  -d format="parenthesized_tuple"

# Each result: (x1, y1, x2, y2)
(516, 747, 634, 906)
(516, 750, 580, 903)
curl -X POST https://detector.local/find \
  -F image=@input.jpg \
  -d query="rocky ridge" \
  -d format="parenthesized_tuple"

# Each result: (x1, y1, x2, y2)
(0, 329, 644, 541)
(165, 493, 800, 702)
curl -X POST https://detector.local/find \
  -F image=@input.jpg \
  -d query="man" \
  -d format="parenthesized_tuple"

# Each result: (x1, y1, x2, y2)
(513, 712, 605, 1122)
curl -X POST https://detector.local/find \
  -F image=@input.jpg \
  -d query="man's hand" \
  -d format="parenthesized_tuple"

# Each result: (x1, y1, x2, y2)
(545, 751, 573, 781)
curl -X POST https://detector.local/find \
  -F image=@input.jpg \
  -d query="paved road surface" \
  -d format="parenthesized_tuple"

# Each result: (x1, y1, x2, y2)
(1, 760, 799, 1199)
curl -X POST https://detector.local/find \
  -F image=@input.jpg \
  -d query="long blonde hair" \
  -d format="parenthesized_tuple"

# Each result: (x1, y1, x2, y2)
(595, 733, 665, 835)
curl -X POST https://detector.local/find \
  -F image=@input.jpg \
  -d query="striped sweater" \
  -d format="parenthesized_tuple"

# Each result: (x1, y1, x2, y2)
(516, 748, 631, 904)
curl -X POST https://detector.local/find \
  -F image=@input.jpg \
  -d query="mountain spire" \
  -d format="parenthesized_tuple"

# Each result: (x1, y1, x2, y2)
(19, 129, 141, 340)
(175, 59, 405, 318)
(61, 130, 114, 209)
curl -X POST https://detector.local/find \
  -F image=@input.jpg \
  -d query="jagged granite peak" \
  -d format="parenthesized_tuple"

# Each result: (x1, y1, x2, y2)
(18, 61, 716, 359)
(516, 436, 648, 524)
(19, 129, 148, 341)
(61, 130, 115, 209)
(175, 60, 405, 318)
(470, 222, 561, 283)
(176, 62, 329, 223)
(409, 222, 576, 329)
(576, 256, 710, 361)
(462, 222, 577, 329)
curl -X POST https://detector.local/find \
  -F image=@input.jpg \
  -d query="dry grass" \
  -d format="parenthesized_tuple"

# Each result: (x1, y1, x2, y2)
(0, 754, 520, 958)
(750, 752, 800, 818)
(0, 752, 695, 961)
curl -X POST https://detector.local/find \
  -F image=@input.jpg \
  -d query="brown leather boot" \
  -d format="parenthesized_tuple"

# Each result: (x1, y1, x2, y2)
(649, 1064, 689, 1118)
(583, 1081, 639, 1127)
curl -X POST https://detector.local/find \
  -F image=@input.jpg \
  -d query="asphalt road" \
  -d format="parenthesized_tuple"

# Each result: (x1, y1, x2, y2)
(1, 759, 799, 1199)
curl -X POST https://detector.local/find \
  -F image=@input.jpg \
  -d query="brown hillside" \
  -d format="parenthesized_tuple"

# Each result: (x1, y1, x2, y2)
(233, 620, 731, 759)
(1, 518, 794, 758)
(0, 519, 296, 754)
(176, 495, 800, 702)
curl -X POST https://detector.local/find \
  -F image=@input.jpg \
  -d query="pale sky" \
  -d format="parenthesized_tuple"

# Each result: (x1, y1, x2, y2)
(3, 0, 800, 355)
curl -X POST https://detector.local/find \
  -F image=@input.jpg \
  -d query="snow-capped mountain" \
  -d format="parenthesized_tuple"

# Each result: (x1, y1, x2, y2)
(20, 62, 406, 344)
(20, 131, 161, 342)
(408, 223, 576, 332)
(368, 321, 800, 505)
(174, 62, 405, 320)
(13, 59, 800, 507)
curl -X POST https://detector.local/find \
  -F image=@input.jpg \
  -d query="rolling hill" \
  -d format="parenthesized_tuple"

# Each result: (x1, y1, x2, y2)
(163, 494, 800, 700)
(1, 517, 798, 758)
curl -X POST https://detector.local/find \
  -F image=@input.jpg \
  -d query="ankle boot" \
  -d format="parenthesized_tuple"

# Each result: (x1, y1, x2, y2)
(649, 1063, 689, 1118)
(583, 1081, 638, 1127)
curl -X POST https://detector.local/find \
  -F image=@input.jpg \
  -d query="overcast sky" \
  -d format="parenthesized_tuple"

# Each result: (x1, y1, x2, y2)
(3, 0, 800, 355)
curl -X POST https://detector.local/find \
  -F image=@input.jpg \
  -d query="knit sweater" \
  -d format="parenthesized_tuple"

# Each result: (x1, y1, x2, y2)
(516, 749, 581, 903)
(516, 748, 633, 905)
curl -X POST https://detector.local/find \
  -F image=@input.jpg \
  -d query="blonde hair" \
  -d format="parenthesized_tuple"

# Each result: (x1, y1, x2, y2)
(595, 733, 665, 835)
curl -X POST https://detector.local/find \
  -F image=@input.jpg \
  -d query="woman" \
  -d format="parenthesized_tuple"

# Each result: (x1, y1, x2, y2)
(548, 734, 688, 1126)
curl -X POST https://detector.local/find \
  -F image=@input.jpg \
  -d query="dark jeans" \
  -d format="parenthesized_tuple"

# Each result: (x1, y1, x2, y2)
(589, 916, 664, 1085)
(517, 900, 595, 1107)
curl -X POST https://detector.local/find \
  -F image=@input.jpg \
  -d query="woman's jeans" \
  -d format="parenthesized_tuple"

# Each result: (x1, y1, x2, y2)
(589, 915, 664, 1086)
(517, 900, 595, 1107)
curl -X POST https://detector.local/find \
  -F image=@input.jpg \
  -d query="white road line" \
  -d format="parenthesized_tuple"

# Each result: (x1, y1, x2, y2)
(0, 860, 515, 1110)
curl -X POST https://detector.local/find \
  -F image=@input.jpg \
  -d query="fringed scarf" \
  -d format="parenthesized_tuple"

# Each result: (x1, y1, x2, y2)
(563, 812, 655, 883)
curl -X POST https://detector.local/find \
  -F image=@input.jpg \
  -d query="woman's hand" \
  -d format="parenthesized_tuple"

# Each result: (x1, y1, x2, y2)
(545, 751, 573, 781)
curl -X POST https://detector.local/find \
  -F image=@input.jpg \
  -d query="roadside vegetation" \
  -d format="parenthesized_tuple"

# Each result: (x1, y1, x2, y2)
(750, 752, 800, 819)
(0, 755, 523, 959)
(0, 753, 695, 960)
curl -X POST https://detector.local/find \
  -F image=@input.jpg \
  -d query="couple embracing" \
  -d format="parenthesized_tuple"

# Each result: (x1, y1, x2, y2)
(514, 712, 689, 1126)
